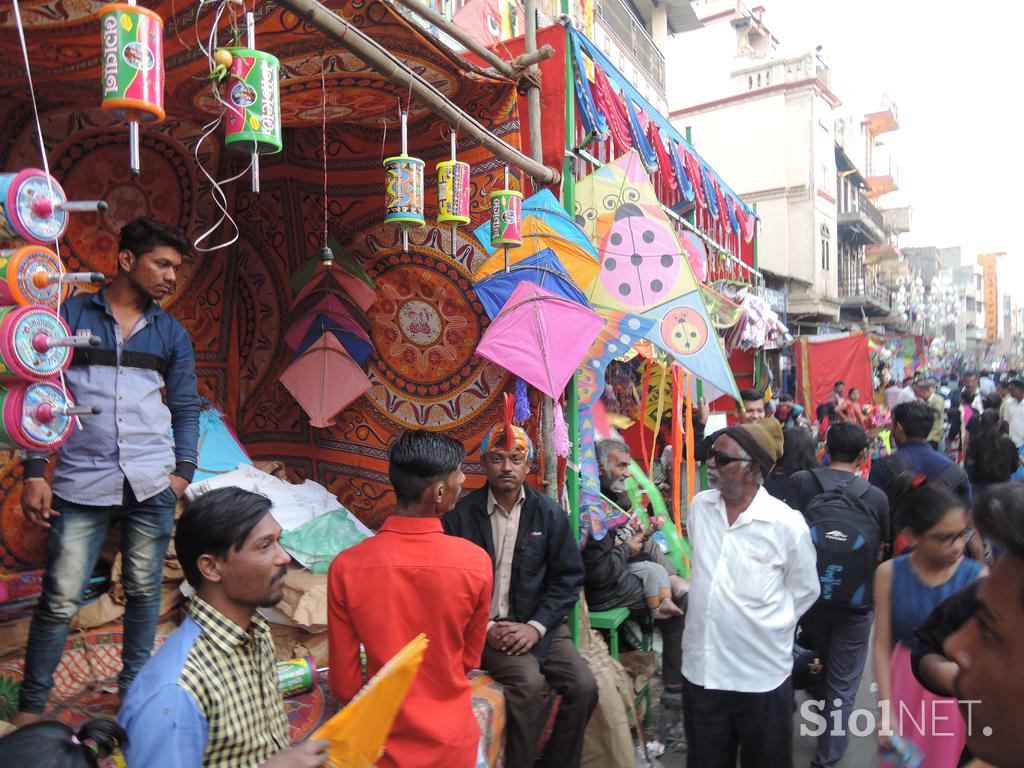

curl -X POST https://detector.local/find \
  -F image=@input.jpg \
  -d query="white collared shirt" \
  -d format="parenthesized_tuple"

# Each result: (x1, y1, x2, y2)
(1006, 397, 1024, 447)
(682, 486, 820, 693)
(485, 488, 547, 639)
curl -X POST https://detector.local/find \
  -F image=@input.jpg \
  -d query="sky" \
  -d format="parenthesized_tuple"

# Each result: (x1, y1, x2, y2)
(721, 0, 1024, 293)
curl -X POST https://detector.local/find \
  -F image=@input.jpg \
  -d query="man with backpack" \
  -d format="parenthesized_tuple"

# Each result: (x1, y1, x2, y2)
(786, 422, 889, 768)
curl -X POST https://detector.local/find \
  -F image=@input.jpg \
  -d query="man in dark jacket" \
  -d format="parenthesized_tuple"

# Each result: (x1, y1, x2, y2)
(443, 418, 597, 768)
(581, 438, 686, 703)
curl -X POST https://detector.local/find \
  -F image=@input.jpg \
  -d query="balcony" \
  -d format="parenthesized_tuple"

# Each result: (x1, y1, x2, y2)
(839, 267, 892, 316)
(882, 205, 912, 234)
(838, 196, 886, 245)
(594, 0, 666, 90)
(865, 173, 898, 199)
(864, 103, 899, 136)
(864, 243, 900, 264)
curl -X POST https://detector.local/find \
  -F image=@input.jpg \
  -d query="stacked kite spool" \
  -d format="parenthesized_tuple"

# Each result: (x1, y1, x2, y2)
(0, 168, 103, 451)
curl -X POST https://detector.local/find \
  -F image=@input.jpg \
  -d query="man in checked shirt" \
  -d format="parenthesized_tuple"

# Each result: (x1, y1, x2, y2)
(119, 487, 328, 767)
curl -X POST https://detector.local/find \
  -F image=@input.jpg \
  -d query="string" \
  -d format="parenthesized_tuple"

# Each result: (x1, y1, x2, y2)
(11, 0, 71, 410)
(193, 0, 248, 251)
(321, 52, 329, 247)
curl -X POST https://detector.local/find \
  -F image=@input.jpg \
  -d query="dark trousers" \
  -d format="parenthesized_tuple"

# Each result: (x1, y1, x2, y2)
(682, 676, 793, 768)
(483, 623, 598, 768)
(799, 605, 873, 768)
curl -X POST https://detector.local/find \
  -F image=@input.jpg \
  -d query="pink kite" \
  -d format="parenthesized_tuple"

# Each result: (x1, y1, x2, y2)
(293, 265, 377, 313)
(284, 294, 372, 351)
(280, 333, 372, 428)
(475, 281, 605, 399)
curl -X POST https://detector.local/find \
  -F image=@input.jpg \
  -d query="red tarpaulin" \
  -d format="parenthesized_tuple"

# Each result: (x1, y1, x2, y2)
(795, 334, 873, 418)
(466, 24, 566, 184)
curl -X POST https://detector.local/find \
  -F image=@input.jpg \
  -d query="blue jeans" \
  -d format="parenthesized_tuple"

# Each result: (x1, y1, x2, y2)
(18, 483, 176, 714)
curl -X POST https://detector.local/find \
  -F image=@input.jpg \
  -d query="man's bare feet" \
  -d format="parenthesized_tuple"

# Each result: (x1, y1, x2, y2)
(652, 597, 684, 619)
(669, 575, 690, 599)
(11, 711, 44, 728)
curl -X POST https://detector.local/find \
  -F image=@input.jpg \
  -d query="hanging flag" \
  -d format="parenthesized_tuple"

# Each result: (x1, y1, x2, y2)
(569, 31, 607, 143)
(669, 140, 692, 202)
(646, 120, 676, 192)
(684, 150, 706, 210)
(624, 98, 658, 174)
(592, 66, 633, 152)
(701, 167, 719, 219)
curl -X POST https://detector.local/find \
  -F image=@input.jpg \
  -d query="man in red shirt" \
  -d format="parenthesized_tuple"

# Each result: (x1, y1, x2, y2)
(327, 430, 492, 768)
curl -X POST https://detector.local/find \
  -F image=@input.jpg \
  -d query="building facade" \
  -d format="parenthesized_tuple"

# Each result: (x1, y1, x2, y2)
(667, 2, 917, 336)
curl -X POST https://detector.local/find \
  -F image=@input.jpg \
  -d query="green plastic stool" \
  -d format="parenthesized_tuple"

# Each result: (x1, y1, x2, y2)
(589, 607, 631, 658)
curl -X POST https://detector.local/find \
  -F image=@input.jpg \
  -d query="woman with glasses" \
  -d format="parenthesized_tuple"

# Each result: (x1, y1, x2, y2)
(872, 473, 987, 767)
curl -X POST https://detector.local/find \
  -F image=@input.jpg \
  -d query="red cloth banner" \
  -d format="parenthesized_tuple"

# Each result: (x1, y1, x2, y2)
(795, 334, 873, 418)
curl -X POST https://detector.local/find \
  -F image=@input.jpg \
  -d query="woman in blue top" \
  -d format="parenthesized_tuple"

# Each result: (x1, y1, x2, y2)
(872, 473, 986, 767)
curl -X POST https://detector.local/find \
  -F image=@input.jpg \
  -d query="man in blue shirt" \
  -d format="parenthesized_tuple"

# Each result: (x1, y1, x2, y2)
(14, 217, 201, 724)
(869, 400, 972, 547)
(119, 487, 328, 767)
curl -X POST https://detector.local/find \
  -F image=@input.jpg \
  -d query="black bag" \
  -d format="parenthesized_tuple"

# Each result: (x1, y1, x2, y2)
(803, 469, 881, 613)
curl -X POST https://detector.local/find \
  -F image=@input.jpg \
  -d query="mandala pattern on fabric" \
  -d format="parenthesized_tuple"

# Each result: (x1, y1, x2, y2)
(363, 231, 507, 429)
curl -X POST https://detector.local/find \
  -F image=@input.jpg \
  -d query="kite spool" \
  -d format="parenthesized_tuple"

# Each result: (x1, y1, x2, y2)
(489, 166, 522, 272)
(0, 247, 104, 309)
(276, 656, 318, 697)
(0, 169, 105, 245)
(383, 111, 424, 253)
(223, 48, 283, 156)
(437, 130, 470, 258)
(0, 306, 99, 381)
(99, 2, 165, 176)
(222, 12, 281, 194)
(0, 381, 97, 451)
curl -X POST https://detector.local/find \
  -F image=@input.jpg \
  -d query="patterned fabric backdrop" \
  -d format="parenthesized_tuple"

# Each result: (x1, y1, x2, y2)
(0, 0, 533, 556)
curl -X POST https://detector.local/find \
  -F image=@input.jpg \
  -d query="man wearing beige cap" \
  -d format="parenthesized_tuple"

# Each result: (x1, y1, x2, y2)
(681, 418, 820, 768)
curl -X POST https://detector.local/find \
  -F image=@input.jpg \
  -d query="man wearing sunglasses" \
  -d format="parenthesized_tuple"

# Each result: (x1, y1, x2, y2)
(682, 418, 820, 768)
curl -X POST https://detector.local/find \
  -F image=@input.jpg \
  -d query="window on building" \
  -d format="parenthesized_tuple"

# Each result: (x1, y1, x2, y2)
(748, 75, 753, 90)
(820, 224, 831, 272)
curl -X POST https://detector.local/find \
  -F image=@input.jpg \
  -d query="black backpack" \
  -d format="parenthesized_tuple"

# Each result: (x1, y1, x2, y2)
(875, 453, 968, 543)
(877, 453, 968, 495)
(803, 469, 881, 613)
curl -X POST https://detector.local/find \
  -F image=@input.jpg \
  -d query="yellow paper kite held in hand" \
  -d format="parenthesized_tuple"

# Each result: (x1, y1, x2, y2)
(312, 633, 429, 768)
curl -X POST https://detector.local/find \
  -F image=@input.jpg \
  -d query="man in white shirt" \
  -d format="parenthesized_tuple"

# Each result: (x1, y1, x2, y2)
(1005, 379, 1024, 448)
(896, 375, 919, 405)
(682, 418, 820, 768)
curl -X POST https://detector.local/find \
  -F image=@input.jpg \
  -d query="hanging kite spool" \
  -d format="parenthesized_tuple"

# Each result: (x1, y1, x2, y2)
(383, 111, 425, 253)
(436, 130, 470, 259)
(489, 165, 522, 272)
(223, 13, 283, 193)
(0, 306, 99, 381)
(0, 169, 106, 245)
(0, 246, 103, 309)
(99, 1, 165, 176)
(0, 381, 98, 451)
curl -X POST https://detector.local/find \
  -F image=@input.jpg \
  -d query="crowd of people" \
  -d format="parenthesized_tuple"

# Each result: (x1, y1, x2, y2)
(0, 215, 1022, 768)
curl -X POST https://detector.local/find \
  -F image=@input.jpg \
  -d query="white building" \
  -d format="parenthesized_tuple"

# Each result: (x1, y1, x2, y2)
(666, 2, 842, 330)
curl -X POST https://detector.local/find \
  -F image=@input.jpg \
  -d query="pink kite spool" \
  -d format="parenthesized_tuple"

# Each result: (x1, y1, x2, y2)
(0, 305, 73, 381)
(0, 381, 76, 451)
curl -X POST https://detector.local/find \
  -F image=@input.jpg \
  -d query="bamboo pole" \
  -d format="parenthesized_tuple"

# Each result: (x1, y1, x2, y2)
(388, 0, 514, 76)
(276, 0, 560, 185)
(560, 5, 581, 646)
(510, 45, 556, 69)
(516, 0, 558, 502)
